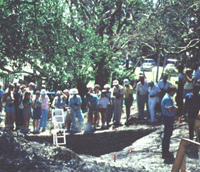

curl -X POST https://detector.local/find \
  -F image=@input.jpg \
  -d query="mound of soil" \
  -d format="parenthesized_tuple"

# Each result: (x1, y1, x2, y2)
(0, 129, 143, 172)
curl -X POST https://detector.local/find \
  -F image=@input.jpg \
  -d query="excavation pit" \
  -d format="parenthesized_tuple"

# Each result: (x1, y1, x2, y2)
(26, 128, 155, 157)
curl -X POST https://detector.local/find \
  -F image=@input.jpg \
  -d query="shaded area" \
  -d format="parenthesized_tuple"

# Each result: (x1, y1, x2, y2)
(25, 128, 155, 156)
(66, 129, 155, 156)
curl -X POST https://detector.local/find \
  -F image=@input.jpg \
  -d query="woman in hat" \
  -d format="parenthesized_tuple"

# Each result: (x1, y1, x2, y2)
(39, 89, 50, 132)
(148, 81, 160, 123)
(69, 88, 84, 131)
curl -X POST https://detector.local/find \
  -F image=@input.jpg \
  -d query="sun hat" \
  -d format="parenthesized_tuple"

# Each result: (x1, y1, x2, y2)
(40, 89, 47, 95)
(70, 88, 79, 95)
(29, 82, 36, 88)
(63, 89, 69, 94)
(123, 79, 129, 86)
(113, 80, 119, 86)
(56, 90, 62, 95)
(86, 83, 94, 89)
(104, 84, 111, 89)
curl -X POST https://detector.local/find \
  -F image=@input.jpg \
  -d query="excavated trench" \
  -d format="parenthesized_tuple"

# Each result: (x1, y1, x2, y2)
(26, 128, 155, 157)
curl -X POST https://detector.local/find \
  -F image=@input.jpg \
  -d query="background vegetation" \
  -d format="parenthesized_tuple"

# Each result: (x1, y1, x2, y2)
(0, 0, 200, 96)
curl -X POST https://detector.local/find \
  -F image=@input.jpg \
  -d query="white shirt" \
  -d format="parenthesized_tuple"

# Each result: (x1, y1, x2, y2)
(112, 85, 124, 98)
(157, 80, 171, 91)
(136, 81, 148, 95)
(98, 97, 110, 108)
(148, 85, 160, 98)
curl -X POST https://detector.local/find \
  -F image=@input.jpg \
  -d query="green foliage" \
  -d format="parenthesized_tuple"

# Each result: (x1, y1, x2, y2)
(0, 0, 200, 91)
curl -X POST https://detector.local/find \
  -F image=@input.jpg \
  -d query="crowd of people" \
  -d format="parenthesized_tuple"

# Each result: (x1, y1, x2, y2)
(0, 63, 200, 153)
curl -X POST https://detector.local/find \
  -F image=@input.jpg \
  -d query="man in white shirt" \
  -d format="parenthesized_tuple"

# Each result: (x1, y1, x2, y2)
(157, 74, 172, 105)
(136, 75, 148, 119)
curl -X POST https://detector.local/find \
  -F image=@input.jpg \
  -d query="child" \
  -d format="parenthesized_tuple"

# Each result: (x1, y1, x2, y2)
(98, 90, 110, 129)
(23, 91, 32, 133)
(32, 91, 41, 133)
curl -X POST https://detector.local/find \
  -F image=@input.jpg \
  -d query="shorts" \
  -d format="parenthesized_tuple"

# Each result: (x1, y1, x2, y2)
(5, 103, 15, 113)
(33, 107, 41, 119)
(23, 107, 32, 120)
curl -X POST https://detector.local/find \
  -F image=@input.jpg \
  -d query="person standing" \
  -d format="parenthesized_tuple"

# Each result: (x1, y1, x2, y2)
(23, 91, 33, 133)
(183, 68, 195, 98)
(148, 81, 160, 123)
(175, 65, 185, 117)
(69, 88, 84, 132)
(84, 92, 99, 130)
(14, 83, 21, 130)
(63, 89, 72, 131)
(112, 80, 124, 126)
(94, 84, 101, 126)
(161, 85, 177, 158)
(185, 85, 200, 140)
(28, 82, 35, 98)
(104, 84, 113, 126)
(39, 89, 50, 132)
(123, 79, 134, 125)
(51, 90, 66, 109)
(136, 75, 149, 120)
(32, 91, 41, 133)
(0, 83, 4, 123)
(98, 90, 110, 129)
(157, 74, 172, 103)
(2, 84, 15, 130)
(18, 85, 26, 130)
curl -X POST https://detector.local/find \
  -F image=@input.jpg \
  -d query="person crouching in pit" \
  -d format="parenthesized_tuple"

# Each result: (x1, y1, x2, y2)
(69, 88, 84, 132)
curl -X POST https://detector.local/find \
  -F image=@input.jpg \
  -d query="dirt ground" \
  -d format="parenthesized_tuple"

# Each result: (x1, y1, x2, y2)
(1, 101, 200, 172)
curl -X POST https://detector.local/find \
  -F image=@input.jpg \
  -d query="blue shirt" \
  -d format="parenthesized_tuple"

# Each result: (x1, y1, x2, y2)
(185, 93, 200, 118)
(0, 89, 4, 101)
(84, 94, 99, 107)
(161, 93, 176, 116)
(69, 95, 82, 110)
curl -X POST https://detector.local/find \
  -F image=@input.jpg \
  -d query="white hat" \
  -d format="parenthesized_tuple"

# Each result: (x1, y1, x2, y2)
(29, 82, 35, 87)
(63, 89, 69, 94)
(123, 79, 129, 86)
(86, 83, 94, 89)
(40, 89, 47, 95)
(56, 90, 62, 95)
(104, 84, 110, 89)
(70, 88, 79, 95)
(113, 80, 119, 86)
